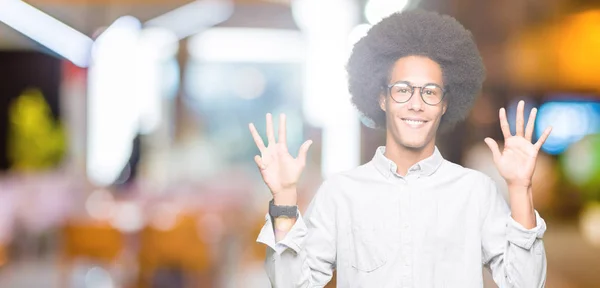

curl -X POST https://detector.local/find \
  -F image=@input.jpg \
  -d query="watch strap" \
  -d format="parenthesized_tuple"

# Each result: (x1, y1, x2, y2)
(269, 199, 298, 219)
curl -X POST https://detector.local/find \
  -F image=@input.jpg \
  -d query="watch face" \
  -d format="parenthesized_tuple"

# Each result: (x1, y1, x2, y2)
(274, 218, 295, 230)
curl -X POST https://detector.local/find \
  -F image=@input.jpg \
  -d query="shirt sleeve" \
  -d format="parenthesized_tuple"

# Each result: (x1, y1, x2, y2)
(256, 179, 338, 288)
(480, 176, 547, 288)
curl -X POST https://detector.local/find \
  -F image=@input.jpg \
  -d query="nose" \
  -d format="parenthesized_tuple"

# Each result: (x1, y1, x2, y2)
(408, 87, 424, 111)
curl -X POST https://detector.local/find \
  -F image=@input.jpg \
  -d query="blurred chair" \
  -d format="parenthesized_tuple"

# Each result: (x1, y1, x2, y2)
(62, 221, 123, 262)
(60, 220, 125, 287)
(137, 213, 213, 288)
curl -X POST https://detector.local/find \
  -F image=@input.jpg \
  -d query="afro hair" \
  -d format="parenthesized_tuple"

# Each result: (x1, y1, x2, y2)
(347, 9, 485, 131)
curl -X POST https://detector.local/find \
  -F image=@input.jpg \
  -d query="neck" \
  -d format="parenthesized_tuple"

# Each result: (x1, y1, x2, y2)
(384, 139, 436, 176)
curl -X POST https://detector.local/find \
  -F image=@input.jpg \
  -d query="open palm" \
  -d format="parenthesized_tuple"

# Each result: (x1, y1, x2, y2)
(249, 113, 312, 196)
(484, 100, 552, 187)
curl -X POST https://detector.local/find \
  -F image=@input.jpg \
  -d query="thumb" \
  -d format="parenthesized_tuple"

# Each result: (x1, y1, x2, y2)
(296, 140, 313, 166)
(254, 155, 266, 170)
(484, 137, 501, 162)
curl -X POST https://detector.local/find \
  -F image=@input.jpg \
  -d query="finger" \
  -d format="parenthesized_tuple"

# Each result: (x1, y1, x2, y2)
(278, 113, 287, 146)
(484, 137, 502, 163)
(499, 107, 512, 139)
(254, 155, 266, 170)
(525, 107, 537, 142)
(296, 140, 313, 166)
(516, 100, 525, 137)
(248, 123, 266, 152)
(534, 126, 552, 150)
(266, 113, 276, 145)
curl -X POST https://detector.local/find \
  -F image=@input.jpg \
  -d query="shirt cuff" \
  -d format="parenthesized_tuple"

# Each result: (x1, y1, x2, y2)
(506, 210, 546, 250)
(256, 212, 308, 255)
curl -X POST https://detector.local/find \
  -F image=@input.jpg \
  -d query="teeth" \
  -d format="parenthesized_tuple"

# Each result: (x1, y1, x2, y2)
(403, 119, 425, 124)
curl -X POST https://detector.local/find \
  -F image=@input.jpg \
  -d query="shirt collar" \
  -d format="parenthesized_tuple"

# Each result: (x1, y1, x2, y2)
(372, 146, 444, 178)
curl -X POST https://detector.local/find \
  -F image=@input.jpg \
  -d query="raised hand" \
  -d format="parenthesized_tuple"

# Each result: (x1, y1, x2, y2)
(484, 100, 552, 188)
(249, 113, 313, 203)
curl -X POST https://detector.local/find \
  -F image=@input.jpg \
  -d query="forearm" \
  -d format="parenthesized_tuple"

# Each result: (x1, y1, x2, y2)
(500, 210, 547, 287)
(274, 217, 297, 242)
(258, 181, 337, 287)
(258, 210, 335, 288)
(490, 238, 547, 288)
(483, 176, 547, 287)
(265, 245, 311, 288)
(273, 188, 298, 242)
(488, 205, 547, 288)
(508, 184, 536, 229)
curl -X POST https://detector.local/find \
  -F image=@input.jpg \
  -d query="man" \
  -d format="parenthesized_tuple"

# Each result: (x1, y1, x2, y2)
(248, 9, 551, 288)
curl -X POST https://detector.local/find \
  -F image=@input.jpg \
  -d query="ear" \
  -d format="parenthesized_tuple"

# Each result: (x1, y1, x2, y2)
(442, 99, 448, 115)
(379, 94, 387, 112)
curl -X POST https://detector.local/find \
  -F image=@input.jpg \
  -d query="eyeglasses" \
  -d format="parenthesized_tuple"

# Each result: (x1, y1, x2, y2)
(386, 81, 446, 105)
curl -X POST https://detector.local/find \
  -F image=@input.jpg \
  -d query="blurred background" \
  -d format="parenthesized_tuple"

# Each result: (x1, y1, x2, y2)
(0, 0, 599, 287)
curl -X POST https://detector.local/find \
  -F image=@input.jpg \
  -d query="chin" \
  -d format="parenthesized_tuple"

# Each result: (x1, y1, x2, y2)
(395, 130, 431, 150)
(400, 140, 428, 150)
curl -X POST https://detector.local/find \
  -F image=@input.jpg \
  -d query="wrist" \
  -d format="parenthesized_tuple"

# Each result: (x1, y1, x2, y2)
(507, 182, 532, 194)
(273, 188, 297, 206)
(274, 217, 295, 231)
(269, 198, 298, 223)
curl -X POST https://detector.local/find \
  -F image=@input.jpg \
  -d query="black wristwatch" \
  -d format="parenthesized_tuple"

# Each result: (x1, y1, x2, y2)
(269, 199, 298, 219)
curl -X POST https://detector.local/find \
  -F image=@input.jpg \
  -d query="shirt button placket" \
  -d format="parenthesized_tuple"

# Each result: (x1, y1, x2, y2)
(401, 178, 413, 288)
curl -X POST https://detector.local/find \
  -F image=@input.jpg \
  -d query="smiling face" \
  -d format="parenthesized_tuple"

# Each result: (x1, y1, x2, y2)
(380, 55, 448, 151)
